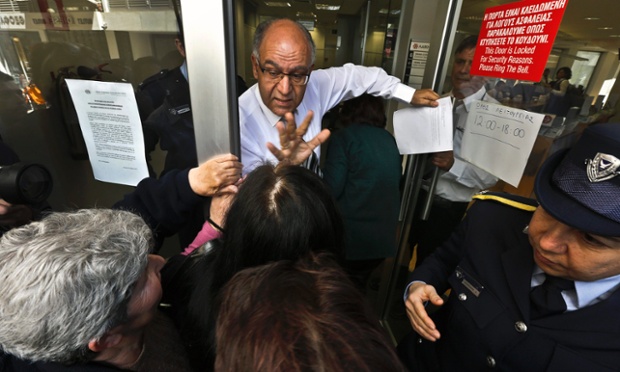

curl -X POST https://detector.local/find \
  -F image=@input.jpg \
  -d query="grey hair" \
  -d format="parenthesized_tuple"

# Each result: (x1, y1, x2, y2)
(0, 209, 152, 364)
(252, 18, 316, 65)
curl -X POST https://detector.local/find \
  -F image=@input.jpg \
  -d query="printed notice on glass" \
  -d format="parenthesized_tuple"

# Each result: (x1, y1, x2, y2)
(65, 79, 149, 186)
(393, 96, 453, 155)
(461, 101, 544, 187)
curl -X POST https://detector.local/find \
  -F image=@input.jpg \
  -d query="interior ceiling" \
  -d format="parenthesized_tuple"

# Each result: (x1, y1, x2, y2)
(254, 0, 620, 53)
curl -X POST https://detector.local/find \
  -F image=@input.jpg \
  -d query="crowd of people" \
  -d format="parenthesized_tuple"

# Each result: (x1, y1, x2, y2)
(486, 66, 585, 117)
(0, 16, 618, 372)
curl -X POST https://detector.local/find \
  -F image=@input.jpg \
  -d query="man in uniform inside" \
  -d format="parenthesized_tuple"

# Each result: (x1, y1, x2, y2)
(135, 31, 195, 177)
(409, 35, 498, 266)
(136, 30, 248, 178)
(401, 123, 620, 371)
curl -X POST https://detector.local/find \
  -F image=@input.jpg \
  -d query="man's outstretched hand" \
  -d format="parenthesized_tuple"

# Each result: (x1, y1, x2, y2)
(267, 111, 330, 165)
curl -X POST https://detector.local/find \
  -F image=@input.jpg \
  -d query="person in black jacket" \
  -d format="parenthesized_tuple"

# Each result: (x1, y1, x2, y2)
(400, 123, 620, 371)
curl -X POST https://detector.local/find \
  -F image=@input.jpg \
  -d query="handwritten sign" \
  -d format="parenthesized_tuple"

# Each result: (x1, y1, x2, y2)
(461, 101, 544, 187)
(471, 0, 569, 81)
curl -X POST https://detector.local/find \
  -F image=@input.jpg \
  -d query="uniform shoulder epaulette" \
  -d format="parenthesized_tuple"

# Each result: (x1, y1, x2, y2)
(138, 69, 171, 90)
(472, 191, 538, 212)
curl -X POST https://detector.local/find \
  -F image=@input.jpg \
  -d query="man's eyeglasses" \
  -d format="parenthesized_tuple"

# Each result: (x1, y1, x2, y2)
(257, 61, 310, 86)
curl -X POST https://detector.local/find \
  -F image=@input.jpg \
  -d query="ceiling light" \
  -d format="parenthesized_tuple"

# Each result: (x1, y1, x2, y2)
(584, 17, 600, 21)
(315, 4, 340, 11)
(378, 8, 401, 15)
(609, 34, 620, 38)
(463, 15, 484, 21)
(264, 2, 291, 7)
(297, 11, 316, 18)
(598, 27, 613, 30)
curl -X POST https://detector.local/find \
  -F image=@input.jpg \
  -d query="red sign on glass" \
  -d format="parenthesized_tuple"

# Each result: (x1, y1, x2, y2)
(470, 0, 569, 82)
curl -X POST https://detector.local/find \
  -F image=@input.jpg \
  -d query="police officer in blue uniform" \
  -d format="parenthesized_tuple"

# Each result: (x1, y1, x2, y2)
(135, 33, 247, 178)
(400, 123, 620, 371)
(135, 33, 195, 177)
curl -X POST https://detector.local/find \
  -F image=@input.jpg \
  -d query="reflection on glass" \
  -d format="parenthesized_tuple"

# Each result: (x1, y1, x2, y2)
(0, 0, 180, 210)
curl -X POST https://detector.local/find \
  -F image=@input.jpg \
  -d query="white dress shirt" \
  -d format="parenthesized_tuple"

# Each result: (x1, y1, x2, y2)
(238, 63, 415, 175)
(433, 87, 499, 202)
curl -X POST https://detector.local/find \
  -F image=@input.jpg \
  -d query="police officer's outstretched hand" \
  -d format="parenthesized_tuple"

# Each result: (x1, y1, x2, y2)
(188, 154, 243, 197)
(405, 282, 444, 342)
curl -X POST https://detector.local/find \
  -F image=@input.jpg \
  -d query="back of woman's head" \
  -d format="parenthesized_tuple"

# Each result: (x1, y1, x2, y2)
(215, 252, 405, 372)
(340, 93, 387, 128)
(557, 66, 572, 79)
(215, 164, 345, 288)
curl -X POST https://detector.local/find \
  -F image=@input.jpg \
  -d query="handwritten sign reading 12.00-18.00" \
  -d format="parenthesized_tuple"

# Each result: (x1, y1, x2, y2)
(461, 101, 544, 187)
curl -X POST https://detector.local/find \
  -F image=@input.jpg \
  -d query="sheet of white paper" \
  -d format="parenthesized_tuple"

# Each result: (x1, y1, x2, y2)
(393, 97, 453, 154)
(65, 79, 149, 186)
(460, 100, 544, 188)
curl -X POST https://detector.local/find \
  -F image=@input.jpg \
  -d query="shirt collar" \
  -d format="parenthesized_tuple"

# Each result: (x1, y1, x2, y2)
(253, 87, 282, 127)
(449, 86, 487, 113)
(461, 86, 487, 112)
(574, 273, 620, 307)
(180, 61, 188, 81)
(532, 265, 620, 308)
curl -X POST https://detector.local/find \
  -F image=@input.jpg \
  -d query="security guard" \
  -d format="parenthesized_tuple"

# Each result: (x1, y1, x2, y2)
(135, 35, 247, 177)
(400, 123, 620, 371)
(136, 64, 188, 122)
(134, 34, 195, 177)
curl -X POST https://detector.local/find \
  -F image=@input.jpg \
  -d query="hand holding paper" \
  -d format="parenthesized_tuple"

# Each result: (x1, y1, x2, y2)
(393, 96, 453, 155)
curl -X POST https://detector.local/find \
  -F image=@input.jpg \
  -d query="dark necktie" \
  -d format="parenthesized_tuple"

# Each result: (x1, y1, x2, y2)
(302, 149, 322, 177)
(453, 99, 464, 133)
(530, 274, 574, 319)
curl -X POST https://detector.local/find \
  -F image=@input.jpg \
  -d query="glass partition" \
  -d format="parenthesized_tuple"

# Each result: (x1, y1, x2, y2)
(382, 0, 620, 346)
(0, 1, 180, 211)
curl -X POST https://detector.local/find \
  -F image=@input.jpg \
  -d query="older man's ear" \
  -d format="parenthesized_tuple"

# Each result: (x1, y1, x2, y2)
(87, 332, 122, 353)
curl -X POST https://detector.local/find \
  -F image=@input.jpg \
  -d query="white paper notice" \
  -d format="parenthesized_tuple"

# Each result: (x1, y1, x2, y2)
(461, 101, 544, 188)
(65, 79, 149, 186)
(393, 97, 453, 154)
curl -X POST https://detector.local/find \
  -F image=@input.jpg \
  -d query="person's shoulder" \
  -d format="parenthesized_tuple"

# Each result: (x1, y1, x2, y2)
(238, 86, 263, 123)
(471, 191, 538, 212)
(345, 123, 388, 138)
(138, 68, 170, 90)
(138, 67, 183, 91)
(238, 84, 257, 106)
